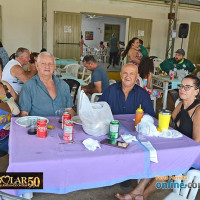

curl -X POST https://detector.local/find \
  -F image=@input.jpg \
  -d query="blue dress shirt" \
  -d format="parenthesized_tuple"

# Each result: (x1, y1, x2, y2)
(19, 74, 73, 116)
(98, 82, 155, 117)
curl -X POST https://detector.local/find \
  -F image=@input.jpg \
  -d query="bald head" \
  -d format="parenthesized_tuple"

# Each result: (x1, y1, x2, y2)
(120, 63, 139, 89)
(121, 63, 138, 73)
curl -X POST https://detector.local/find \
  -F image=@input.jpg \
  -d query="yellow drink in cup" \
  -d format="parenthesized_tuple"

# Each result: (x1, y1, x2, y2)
(158, 110, 171, 131)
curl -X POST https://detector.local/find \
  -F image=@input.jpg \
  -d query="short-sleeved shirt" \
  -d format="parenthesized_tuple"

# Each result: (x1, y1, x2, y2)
(139, 45, 148, 57)
(0, 47, 9, 69)
(159, 58, 196, 75)
(109, 38, 119, 53)
(98, 82, 155, 117)
(19, 74, 73, 116)
(90, 65, 109, 92)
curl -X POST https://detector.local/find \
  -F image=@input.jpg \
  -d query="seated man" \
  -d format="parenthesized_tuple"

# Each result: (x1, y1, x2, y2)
(159, 49, 196, 75)
(2, 47, 37, 94)
(98, 63, 155, 117)
(19, 52, 75, 117)
(159, 49, 197, 103)
(82, 55, 109, 94)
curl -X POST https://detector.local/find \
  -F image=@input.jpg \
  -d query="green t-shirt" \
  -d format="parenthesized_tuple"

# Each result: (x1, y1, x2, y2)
(159, 58, 196, 75)
(109, 38, 119, 53)
(139, 45, 148, 57)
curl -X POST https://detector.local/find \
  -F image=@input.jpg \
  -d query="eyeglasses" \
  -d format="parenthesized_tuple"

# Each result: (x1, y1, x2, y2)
(178, 84, 195, 91)
(39, 62, 55, 67)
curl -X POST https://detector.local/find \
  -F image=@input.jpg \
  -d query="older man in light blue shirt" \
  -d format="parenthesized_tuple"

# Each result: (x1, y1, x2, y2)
(19, 52, 75, 117)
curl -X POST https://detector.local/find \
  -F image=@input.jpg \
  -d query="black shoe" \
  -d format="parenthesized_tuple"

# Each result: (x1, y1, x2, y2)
(113, 64, 115, 68)
(0, 151, 7, 158)
(119, 180, 132, 189)
(107, 64, 111, 69)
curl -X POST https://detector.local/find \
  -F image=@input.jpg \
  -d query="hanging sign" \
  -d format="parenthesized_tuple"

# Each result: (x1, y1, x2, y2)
(138, 30, 144, 37)
(64, 26, 72, 33)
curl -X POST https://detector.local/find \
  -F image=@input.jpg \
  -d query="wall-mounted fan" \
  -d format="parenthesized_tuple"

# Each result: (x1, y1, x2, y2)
(86, 14, 103, 19)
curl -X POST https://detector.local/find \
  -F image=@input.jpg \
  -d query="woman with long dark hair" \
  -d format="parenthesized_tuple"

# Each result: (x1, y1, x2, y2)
(138, 57, 161, 98)
(122, 37, 142, 67)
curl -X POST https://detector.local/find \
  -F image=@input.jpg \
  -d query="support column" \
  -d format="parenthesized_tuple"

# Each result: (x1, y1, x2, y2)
(42, 0, 47, 49)
(165, 0, 179, 59)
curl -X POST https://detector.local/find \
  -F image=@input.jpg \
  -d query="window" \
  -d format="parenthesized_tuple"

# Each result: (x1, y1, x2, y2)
(104, 24, 120, 41)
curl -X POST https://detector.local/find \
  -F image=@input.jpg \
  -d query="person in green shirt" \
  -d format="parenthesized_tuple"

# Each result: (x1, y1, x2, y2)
(107, 33, 120, 69)
(139, 39, 148, 57)
(159, 49, 197, 103)
(159, 49, 196, 75)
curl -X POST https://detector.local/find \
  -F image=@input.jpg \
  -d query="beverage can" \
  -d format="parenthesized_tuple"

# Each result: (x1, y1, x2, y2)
(37, 119, 47, 138)
(109, 120, 119, 139)
(63, 121, 74, 141)
(170, 71, 174, 80)
(62, 111, 71, 129)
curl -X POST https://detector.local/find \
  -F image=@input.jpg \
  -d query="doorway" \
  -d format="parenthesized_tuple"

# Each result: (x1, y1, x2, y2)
(187, 22, 200, 64)
(53, 11, 81, 60)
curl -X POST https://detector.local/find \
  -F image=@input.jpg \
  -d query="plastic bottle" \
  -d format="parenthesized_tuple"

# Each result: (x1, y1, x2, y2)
(135, 104, 144, 126)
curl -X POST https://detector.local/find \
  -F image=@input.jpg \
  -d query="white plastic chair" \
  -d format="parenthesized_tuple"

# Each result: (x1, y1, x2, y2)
(136, 77, 157, 112)
(153, 58, 163, 74)
(76, 86, 82, 115)
(175, 98, 181, 108)
(81, 67, 91, 80)
(90, 79, 116, 103)
(64, 64, 81, 78)
(109, 79, 116, 85)
(163, 169, 200, 200)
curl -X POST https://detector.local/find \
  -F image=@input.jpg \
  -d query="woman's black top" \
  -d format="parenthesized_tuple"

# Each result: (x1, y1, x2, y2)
(173, 100, 200, 139)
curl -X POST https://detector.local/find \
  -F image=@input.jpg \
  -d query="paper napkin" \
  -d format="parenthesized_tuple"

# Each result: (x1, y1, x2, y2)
(141, 141, 158, 163)
(121, 134, 138, 143)
(82, 138, 101, 151)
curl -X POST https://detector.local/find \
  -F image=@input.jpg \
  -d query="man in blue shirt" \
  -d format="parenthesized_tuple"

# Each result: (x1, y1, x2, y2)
(99, 64, 155, 117)
(82, 55, 109, 94)
(19, 52, 75, 117)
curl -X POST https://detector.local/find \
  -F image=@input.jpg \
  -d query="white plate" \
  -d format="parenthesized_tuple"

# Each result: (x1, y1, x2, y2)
(71, 116, 82, 125)
(15, 116, 49, 127)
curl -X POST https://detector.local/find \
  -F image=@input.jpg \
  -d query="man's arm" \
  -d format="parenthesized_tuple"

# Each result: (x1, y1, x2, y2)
(86, 81, 102, 94)
(10, 65, 37, 83)
(66, 108, 76, 117)
(20, 110, 29, 117)
(3, 81, 18, 102)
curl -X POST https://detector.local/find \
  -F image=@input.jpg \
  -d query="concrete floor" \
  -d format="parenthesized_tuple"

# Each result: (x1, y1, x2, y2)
(0, 64, 200, 199)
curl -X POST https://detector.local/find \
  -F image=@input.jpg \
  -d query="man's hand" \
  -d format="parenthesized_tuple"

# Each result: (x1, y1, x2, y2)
(20, 110, 29, 117)
(66, 108, 76, 117)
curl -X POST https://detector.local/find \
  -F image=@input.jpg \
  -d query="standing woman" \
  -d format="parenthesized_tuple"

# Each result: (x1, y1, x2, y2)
(138, 57, 161, 98)
(80, 35, 87, 56)
(122, 37, 143, 67)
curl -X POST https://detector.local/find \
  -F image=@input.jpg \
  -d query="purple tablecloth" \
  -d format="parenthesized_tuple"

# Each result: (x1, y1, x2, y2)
(1, 114, 200, 197)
